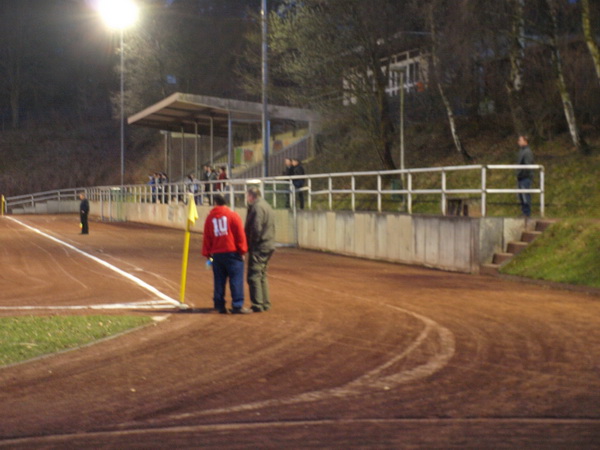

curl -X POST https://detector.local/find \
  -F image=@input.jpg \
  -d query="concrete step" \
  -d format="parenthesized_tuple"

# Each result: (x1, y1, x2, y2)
(480, 263, 500, 276)
(493, 252, 514, 265)
(507, 241, 529, 255)
(535, 219, 558, 232)
(521, 230, 542, 243)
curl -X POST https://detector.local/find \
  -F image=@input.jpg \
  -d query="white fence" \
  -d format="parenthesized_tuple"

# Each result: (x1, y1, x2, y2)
(5, 164, 544, 217)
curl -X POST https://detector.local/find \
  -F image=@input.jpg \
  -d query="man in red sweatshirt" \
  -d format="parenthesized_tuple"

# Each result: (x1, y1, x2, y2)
(202, 194, 252, 314)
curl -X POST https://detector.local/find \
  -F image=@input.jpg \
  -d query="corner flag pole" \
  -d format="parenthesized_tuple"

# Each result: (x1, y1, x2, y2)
(180, 193, 198, 304)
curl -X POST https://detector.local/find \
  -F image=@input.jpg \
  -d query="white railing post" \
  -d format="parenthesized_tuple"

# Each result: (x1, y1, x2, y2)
(308, 178, 312, 210)
(328, 176, 333, 211)
(481, 166, 487, 217)
(351, 175, 356, 212)
(540, 167, 545, 218)
(377, 174, 382, 213)
(441, 170, 447, 215)
(407, 172, 412, 214)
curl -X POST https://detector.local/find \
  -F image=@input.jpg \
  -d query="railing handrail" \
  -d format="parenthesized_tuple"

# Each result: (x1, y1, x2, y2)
(4, 164, 545, 217)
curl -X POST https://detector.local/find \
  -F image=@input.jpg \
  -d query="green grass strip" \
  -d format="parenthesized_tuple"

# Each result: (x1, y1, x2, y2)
(501, 219, 600, 288)
(0, 315, 153, 366)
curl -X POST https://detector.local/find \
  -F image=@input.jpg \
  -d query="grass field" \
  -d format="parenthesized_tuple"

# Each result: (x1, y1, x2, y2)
(502, 219, 600, 288)
(0, 315, 153, 366)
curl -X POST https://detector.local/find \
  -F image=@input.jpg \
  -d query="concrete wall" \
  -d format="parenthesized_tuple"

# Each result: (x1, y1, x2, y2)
(91, 200, 526, 274)
(92, 200, 295, 245)
(12, 200, 79, 215)
(297, 211, 526, 273)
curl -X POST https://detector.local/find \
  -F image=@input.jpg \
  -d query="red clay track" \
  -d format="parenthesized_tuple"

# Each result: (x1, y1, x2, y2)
(1, 215, 599, 448)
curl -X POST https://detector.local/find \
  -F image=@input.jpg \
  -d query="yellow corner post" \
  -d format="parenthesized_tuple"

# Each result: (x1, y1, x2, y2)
(1, 195, 5, 216)
(179, 193, 199, 303)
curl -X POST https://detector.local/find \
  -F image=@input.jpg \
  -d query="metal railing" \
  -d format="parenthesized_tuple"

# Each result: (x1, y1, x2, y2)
(3, 188, 82, 211)
(4, 164, 545, 217)
(269, 164, 545, 216)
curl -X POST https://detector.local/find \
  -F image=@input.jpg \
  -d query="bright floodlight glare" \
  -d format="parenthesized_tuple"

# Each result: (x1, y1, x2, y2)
(98, 0, 139, 30)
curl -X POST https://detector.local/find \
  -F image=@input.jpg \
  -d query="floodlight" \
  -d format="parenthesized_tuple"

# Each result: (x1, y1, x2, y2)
(98, 0, 138, 30)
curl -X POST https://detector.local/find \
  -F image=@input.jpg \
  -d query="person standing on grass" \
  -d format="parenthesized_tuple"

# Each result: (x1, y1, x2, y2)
(516, 135, 534, 217)
(202, 194, 252, 314)
(79, 192, 89, 235)
(245, 186, 276, 312)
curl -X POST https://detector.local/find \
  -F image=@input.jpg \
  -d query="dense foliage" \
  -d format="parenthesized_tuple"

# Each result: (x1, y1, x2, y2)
(0, 0, 599, 196)
(252, 0, 600, 171)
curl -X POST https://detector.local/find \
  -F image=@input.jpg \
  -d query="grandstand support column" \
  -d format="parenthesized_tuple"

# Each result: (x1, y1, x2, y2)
(163, 131, 168, 173)
(181, 126, 185, 181)
(210, 116, 214, 167)
(194, 121, 199, 178)
(261, 0, 270, 177)
(228, 112, 233, 179)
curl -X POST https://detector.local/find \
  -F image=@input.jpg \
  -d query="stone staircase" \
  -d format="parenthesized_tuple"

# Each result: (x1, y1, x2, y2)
(480, 219, 558, 276)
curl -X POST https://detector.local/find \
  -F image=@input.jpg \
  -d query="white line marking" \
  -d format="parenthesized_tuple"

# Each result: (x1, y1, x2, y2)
(0, 300, 178, 311)
(167, 303, 455, 420)
(5, 217, 183, 309)
(2, 417, 600, 446)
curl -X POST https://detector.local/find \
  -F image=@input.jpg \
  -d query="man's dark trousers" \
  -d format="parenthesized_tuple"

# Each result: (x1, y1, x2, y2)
(518, 177, 532, 217)
(212, 252, 245, 310)
(80, 212, 89, 234)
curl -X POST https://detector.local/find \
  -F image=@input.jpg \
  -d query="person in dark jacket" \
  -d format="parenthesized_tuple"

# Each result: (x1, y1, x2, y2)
(291, 158, 306, 209)
(79, 192, 89, 234)
(283, 158, 293, 208)
(516, 135, 534, 217)
(244, 186, 276, 312)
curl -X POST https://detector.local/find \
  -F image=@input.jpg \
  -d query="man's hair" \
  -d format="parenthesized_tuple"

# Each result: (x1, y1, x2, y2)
(247, 186, 262, 199)
(519, 135, 529, 143)
(213, 194, 226, 206)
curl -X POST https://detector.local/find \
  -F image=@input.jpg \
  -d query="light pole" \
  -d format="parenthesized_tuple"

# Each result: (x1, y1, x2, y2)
(98, 0, 139, 186)
(261, 0, 269, 178)
(391, 66, 407, 186)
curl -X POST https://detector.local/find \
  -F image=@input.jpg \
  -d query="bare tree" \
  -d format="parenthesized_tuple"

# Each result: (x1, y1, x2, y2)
(264, 0, 414, 170)
(426, 2, 471, 161)
(506, 0, 530, 135)
(545, 0, 589, 153)
(582, 0, 600, 84)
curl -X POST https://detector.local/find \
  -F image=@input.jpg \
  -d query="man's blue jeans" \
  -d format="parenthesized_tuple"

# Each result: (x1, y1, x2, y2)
(211, 252, 245, 309)
(518, 177, 532, 217)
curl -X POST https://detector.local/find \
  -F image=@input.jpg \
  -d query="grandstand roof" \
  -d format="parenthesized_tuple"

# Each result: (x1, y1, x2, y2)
(127, 92, 319, 138)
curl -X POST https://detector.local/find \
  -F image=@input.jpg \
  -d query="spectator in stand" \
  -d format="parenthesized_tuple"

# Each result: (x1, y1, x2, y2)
(207, 166, 217, 204)
(202, 165, 216, 205)
(283, 158, 293, 208)
(148, 173, 157, 203)
(159, 172, 169, 203)
(291, 158, 306, 209)
(185, 173, 200, 204)
(283, 158, 293, 176)
(216, 166, 228, 192)
(202, 194, 252, 314)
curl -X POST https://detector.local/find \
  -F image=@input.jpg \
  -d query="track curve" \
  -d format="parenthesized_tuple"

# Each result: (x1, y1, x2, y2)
(1, 215, 599, 448)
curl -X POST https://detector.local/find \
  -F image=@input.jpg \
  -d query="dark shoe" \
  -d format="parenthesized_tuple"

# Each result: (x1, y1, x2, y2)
(216, 307, 229, 314)
(231, 307, 253, 314)
(251, 306, 264, 313)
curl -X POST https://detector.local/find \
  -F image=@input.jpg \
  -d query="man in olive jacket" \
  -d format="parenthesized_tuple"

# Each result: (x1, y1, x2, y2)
(244, 186, 276, 312)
